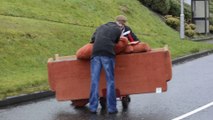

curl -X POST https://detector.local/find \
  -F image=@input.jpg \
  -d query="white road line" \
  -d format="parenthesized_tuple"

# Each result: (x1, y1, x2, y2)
(172, 101, 213, 120)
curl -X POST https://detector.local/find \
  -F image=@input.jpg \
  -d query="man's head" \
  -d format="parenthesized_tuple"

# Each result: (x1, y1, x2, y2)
(115, 15, 127, 26)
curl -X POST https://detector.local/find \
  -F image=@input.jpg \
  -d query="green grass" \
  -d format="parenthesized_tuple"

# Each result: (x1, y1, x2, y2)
(1, 0, 213, 100)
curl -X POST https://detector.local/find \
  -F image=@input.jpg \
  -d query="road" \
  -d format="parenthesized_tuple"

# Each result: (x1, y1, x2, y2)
(202, 39, 213, 44)
(0, 54, 213, 120)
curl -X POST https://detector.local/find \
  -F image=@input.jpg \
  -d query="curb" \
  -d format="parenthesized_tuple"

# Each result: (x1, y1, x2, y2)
(1, 49, 213, 108)
(0, 91, 55, 108)
(190, 36, 213, 41)
(172, 49, 213, 65)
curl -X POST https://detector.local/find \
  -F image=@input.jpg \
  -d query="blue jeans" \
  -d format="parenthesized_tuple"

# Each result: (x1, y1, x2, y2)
(89, 56, 117, 112)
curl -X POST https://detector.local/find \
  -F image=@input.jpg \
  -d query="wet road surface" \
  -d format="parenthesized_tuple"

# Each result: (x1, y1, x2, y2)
(1, 54, 213, 120)
(203, 39, 213, 44)
(197, 39, 213, 44)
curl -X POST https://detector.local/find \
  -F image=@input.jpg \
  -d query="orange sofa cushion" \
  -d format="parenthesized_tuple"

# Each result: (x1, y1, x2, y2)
(114, 37, 128, 54)
(124, 45, 134, 54)
(76, 43, 93, 59)
(132, 42, 151, 53)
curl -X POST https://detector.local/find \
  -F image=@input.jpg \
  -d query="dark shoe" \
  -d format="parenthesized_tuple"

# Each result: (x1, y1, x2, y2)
(99, 97, 106, 110)
(90, 110, 97, 114)
(108, 110, 118, 114)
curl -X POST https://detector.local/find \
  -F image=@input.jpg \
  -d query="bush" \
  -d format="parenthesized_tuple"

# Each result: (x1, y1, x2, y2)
(189, 23, 196, 30)
(209, 25, 213, 33)
(139, 0, 154, 7)
(168, 0, 191, 22)
(151, 0, 171, 15)
(185, 29, 196, 37)
(165, 15, 173, 19)
(140, 0, 171, 15)
(185, 24, 191, 30)
(140, 0, 191, 21)
(184, 3, 192, 22)
(165, 17, 196, 37)
(169, 0, 180, 17)
(165, 16, 180, 29)
(209, 17, 213, 25)
(185, 23, 196, 31)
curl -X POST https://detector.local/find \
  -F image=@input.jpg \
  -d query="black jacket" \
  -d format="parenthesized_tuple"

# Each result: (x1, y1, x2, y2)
(90, 22, 122, 58)
(123, 25, 139, 42)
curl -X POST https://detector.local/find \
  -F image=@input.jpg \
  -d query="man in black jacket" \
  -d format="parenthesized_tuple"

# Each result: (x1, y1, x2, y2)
(89, 22, 123, 114)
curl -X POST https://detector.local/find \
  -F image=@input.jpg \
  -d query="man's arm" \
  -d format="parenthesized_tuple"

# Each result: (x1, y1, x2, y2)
(90, 27, 100, 43)
(115, 28, 122, 44)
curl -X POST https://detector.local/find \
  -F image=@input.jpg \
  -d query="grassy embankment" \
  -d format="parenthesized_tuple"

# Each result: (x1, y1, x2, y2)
(0, 0, 213, 100)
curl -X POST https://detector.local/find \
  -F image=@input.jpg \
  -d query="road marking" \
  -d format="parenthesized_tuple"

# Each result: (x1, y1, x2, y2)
(172, 101, 213, 120)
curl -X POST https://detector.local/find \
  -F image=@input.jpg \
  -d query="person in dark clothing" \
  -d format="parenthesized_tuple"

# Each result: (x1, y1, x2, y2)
(115, 15, 140, 42)
(123, 25, 139, 42)
(89, 22, 123, 114)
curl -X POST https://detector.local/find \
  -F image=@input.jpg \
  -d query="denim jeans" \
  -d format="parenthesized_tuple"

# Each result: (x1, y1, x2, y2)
(89, 56, 117, 112)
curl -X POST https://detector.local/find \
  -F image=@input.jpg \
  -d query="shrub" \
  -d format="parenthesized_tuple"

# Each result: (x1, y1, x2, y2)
(189, 23, 196, 30)
(168, 0, 191, 22)
(151, 0, 171, 15)
(169, 0, 180, 17)
(209, 25, 213, 33)
(139, 0, 154, 7)
(209, 17, 213, 25)
(185, 23, 196, 31)
(185, 29, 196, 37)
(165, 15, 173, 19)
(165, 17, 180, 29)
(185, 24, 191, 30)
(184, 3, 192, 22)
(140, 0, 191, 19)
(139, 0, 171, 15)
